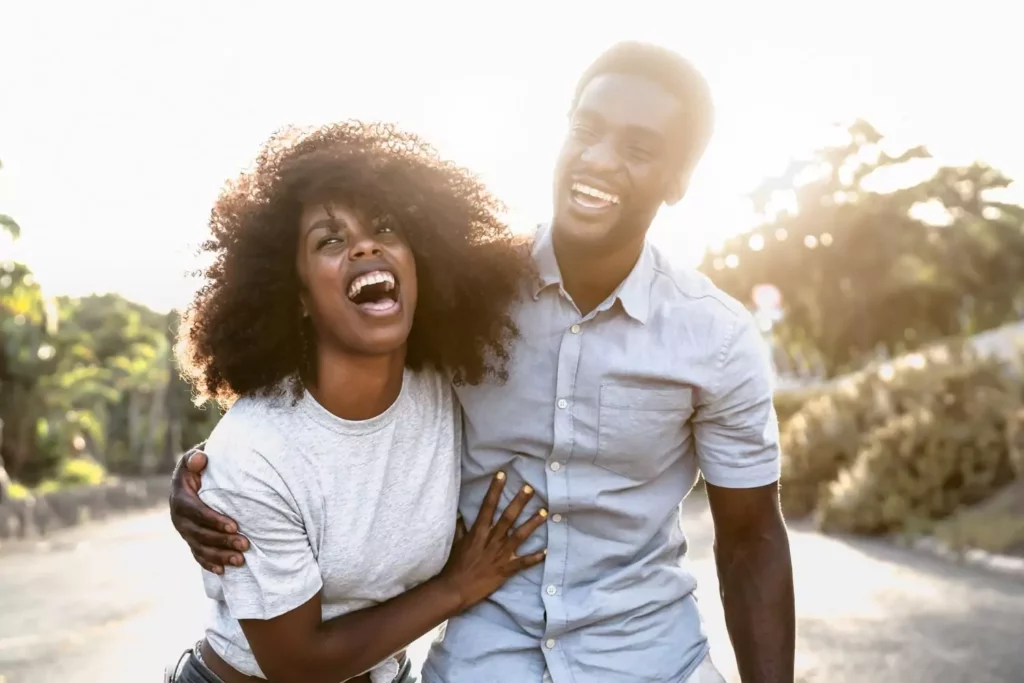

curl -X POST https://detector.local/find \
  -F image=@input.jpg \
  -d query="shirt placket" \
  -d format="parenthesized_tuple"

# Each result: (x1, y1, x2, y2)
(541, 299, 589, 681)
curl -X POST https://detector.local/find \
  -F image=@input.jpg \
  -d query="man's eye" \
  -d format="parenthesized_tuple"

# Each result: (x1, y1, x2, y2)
(626, 146, 655, 162)
(571, 125, 597, 141)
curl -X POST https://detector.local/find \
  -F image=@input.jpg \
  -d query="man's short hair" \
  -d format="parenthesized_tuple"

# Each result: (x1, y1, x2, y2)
(571, 41, 715, 171)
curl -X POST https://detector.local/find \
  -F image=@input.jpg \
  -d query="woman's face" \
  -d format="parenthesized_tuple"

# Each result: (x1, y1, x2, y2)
(296, 198, 417, 357)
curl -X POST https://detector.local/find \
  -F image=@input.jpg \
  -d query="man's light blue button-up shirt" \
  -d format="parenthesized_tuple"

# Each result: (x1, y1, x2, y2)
(422, 224, 781, 683)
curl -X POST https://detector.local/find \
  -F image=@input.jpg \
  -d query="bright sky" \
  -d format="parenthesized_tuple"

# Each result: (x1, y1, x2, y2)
(1, 0, 1021, 313)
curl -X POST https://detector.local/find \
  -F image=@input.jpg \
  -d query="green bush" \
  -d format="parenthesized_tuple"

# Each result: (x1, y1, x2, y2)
(6, 481, 31, 500)
(772, 387, 819, 425)
(780, 343, 1022, 520)
(56, 457, 107, 487)
(779, 378, 895, 517)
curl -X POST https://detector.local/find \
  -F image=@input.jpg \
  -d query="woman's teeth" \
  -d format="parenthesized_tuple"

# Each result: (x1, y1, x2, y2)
(359, 300, 398, 312)
(347, 270, 396, 300)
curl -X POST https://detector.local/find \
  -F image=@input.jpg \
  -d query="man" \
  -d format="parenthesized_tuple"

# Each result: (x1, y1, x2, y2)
(170, 41, 795, 682)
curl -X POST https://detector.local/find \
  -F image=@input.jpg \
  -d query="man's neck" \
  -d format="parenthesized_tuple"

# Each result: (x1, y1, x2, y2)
(310, 346, 406, 421)
(552, 230, 645, 316)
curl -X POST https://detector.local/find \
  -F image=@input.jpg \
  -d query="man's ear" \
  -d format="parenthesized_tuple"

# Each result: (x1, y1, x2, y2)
(664, 169, 690, 207)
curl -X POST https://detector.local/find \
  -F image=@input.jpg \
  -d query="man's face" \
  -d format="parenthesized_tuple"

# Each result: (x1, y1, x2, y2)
(552, 73, 687, 255)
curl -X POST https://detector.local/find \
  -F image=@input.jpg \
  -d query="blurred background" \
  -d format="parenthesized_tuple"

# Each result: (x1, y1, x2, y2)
(1, 1, 1023, 681)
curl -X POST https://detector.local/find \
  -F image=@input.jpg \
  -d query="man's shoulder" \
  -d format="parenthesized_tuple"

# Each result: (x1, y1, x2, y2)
(647, 245, 752, 323)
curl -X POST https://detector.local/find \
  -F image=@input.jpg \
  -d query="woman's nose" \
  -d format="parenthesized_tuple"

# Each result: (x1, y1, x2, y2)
(349, 237, 383, 259)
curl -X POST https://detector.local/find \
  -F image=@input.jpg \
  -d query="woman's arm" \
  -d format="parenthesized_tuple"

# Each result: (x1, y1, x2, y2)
(229, 473, 545, 683)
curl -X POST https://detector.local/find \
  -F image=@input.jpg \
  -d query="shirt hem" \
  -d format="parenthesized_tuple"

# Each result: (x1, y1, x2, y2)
(700, 460, 780, 489)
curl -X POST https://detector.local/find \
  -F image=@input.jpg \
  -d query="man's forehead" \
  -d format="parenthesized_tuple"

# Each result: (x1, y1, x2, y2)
(573, 72, 682, 134)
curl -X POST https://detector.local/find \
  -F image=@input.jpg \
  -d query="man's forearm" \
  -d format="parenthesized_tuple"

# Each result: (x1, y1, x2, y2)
(715, 523, 795, 683)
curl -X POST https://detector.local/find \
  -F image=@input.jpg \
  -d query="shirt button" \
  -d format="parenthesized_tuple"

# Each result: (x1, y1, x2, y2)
(556, 398, 568, 409)
(549, 462, 561, 472)
(546, 585, 557, 596)
(545, 639, 557, 649)
(551, 513, 563, 523)
(570, 324, 581, 334)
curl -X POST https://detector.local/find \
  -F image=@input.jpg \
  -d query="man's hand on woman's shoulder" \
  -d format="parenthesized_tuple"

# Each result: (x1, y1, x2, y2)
(169, 446, 249, 574)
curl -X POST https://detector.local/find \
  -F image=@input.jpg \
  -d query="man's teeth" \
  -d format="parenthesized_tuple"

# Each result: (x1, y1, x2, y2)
(572, 182, 620, 205)
(348, 270, 396, 299)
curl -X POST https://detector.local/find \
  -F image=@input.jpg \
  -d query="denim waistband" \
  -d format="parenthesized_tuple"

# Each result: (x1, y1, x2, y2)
(169, 643, 416, 683)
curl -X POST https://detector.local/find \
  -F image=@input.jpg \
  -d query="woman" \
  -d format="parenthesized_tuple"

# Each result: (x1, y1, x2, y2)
(167, 122, 545, 683)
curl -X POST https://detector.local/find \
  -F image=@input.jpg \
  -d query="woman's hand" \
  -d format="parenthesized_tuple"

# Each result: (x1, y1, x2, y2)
(437, 471, 547, 610)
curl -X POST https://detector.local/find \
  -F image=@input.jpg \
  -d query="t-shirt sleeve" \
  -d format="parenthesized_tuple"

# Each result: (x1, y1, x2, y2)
(693, 313, 781, 489)
(199, 448, 322, 620)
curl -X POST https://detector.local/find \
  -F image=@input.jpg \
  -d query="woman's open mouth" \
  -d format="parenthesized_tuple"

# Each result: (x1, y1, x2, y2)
(346, 269, 401, 316)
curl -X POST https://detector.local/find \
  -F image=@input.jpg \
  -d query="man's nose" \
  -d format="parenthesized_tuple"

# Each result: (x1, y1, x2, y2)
(580, 139, 620, 173)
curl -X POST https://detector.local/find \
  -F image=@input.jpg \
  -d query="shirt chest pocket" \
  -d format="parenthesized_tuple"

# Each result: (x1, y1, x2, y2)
(595, 385, 693, 481)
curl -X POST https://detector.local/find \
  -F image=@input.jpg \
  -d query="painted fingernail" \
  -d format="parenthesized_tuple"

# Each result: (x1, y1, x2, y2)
(539, 508, 548, 518)
(496, 471, 506, 481)
(522, 485, 533, 495)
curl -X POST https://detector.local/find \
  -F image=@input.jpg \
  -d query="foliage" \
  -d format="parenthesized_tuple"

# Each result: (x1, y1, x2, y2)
(6, 481, 30, 500)
(1, 158, 220, 485)
(931, 480, 1024, 555)
(57, 457, 107, 487)
(817, 353, 1020, 533)
(701, 120, 1024, 376)
(777, 342, 1023, 533)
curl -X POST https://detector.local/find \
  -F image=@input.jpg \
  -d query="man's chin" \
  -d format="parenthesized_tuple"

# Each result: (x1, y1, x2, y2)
(553, 214, 617, 249)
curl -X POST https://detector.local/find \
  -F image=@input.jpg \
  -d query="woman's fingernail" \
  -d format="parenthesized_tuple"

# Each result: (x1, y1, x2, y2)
(539, 508, 548, 518)
(543, 549, 548, 556)
(523, 485, 533, 495)
(496, 471, 506, 481)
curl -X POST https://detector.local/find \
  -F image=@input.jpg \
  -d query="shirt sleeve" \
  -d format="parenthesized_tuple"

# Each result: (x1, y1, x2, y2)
(199, 450, 323, 620)
(693, 313, 782, 488)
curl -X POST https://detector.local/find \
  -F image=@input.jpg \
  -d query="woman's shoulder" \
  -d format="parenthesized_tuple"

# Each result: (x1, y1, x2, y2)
(205, 393, 297, 463)
(404, 367, 457, 410)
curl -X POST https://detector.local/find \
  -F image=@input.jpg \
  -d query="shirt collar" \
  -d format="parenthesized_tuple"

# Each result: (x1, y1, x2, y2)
(530, 223, 653, 325)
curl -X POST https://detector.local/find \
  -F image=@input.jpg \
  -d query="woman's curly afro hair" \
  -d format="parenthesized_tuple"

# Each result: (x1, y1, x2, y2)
(177, 121, 533, 405)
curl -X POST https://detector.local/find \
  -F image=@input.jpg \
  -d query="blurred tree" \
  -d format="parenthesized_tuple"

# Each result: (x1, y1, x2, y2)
(701, 120, 1024, 375)
(1, 154, 218, 483)
(0, 159, 20, 239)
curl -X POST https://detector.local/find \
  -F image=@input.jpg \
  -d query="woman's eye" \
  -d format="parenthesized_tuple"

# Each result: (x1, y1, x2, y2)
(373, 217, 396, 234)
(317, 236, 344, 249)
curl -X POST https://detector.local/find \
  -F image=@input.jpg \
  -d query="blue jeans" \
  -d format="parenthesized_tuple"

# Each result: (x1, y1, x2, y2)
(167, 642, 417, 683)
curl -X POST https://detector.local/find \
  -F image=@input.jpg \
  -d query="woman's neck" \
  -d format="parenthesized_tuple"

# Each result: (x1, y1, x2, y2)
(308, 347, 406, 421)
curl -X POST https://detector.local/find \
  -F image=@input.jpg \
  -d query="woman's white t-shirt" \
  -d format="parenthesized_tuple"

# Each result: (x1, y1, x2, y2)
(199, 369, 460, 682)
